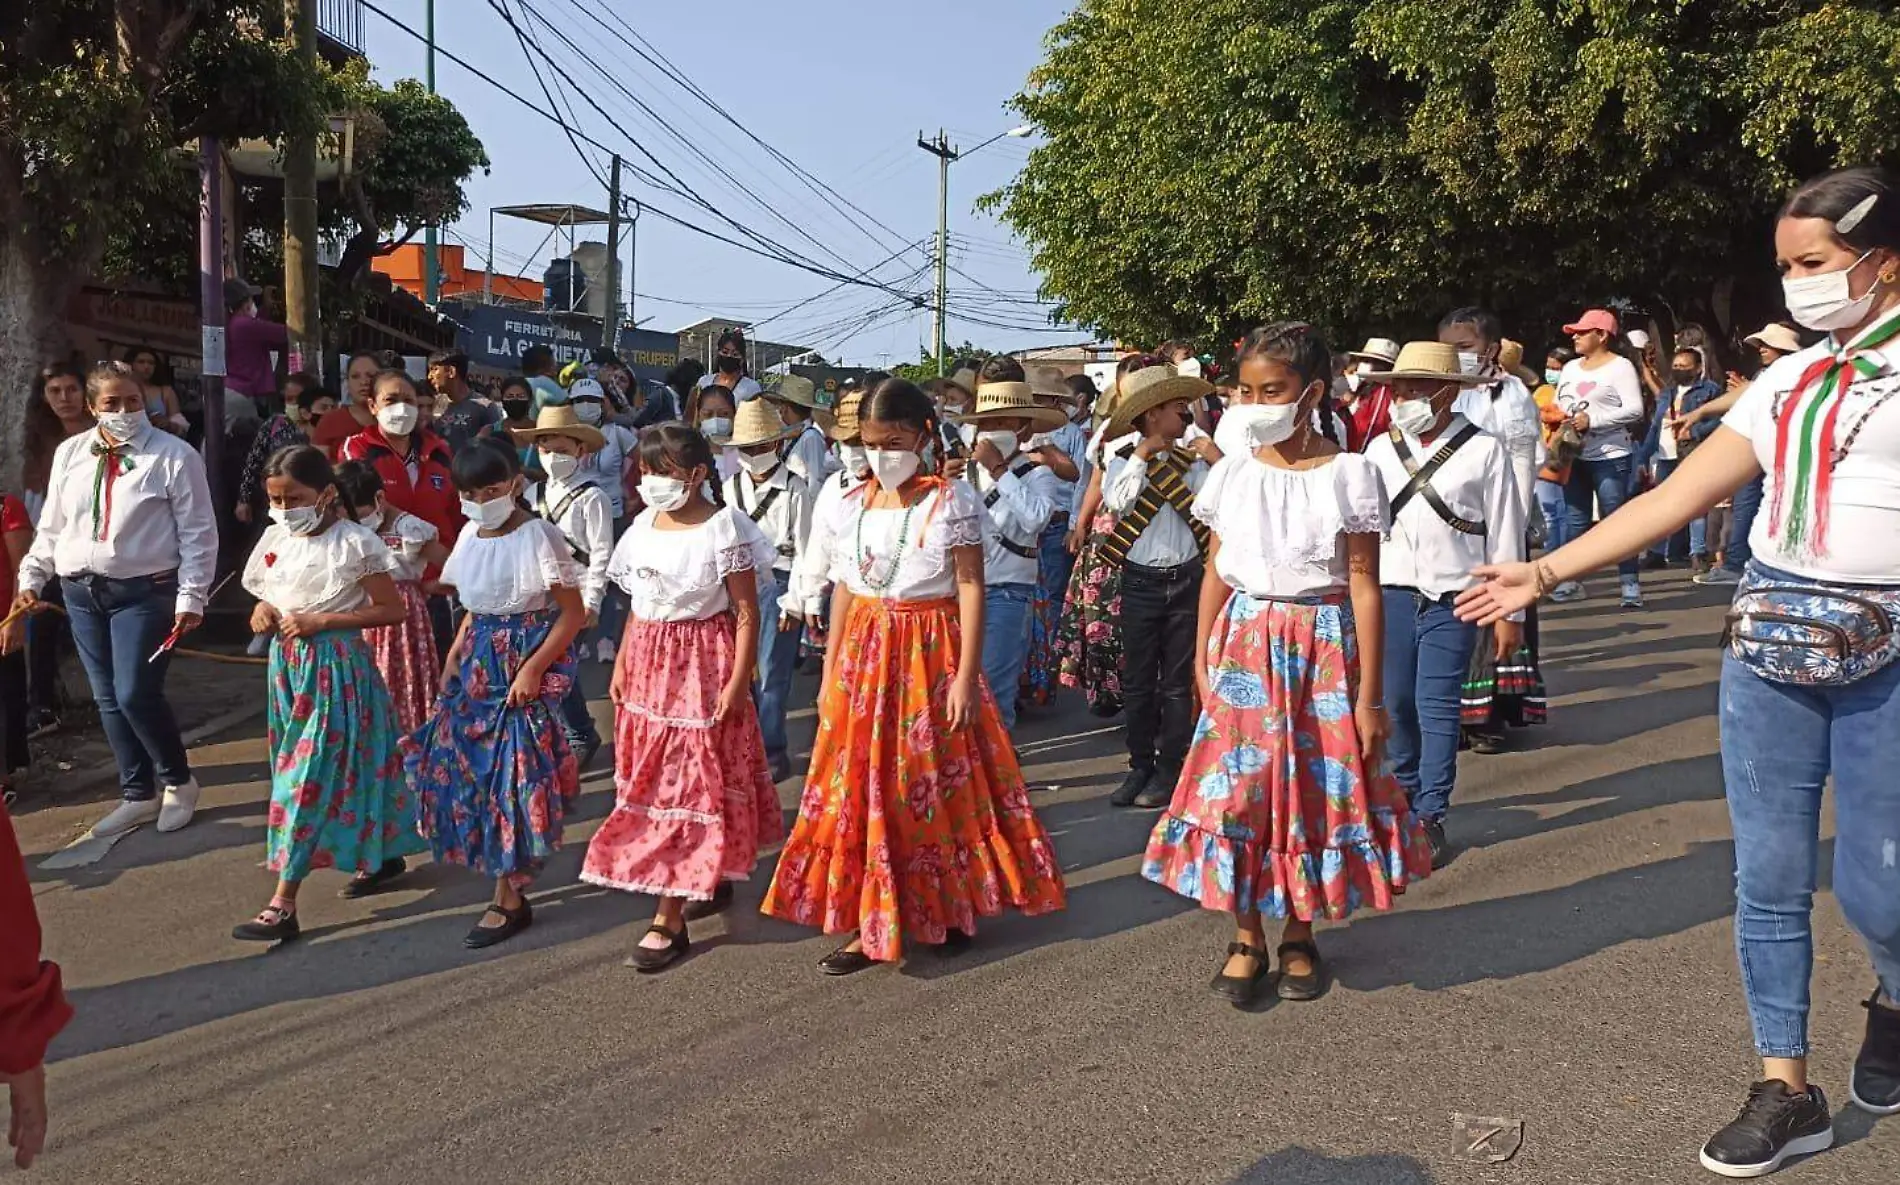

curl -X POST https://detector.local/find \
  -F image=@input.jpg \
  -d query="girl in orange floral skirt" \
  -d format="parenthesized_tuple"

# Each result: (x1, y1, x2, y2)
(762, 379, 1066, 974)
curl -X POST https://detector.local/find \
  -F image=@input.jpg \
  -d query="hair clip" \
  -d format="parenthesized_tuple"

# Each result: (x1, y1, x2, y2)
(1836, 194, 1878, 235)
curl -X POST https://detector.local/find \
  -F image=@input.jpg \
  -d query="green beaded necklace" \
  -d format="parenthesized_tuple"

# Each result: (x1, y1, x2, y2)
(854, 491, 921, 593)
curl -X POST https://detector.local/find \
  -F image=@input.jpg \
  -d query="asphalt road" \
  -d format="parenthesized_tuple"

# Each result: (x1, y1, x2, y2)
(15, 569, 1899, 1184)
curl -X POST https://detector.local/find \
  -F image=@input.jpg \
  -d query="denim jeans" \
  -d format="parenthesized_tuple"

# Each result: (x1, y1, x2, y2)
(1120, 560, 1202, 770)
(1722, 564, 1900, 1057)
(981, 583, 1035, 731)
(1534, 479, 1571, 553)
(1719, 476, 1765, 576)
(753, 577, 802, 763)
(557, 665, 601, 753)
(1381, 588, 1477, 822)
(1563, 456, 1638, 578)
(1643, 459, 1707, 560)
(61, 574, 192, 801)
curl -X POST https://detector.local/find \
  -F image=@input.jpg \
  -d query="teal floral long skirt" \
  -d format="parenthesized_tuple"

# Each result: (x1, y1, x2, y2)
(266, 631, 426, 880)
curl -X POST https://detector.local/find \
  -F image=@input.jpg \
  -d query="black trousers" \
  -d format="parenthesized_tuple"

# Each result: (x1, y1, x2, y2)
(0, 650, 26, 775)
(1119, 558, 1202, 771)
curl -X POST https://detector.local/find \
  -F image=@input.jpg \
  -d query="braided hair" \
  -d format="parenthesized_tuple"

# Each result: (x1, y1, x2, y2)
(1234, 322, 1340, 445)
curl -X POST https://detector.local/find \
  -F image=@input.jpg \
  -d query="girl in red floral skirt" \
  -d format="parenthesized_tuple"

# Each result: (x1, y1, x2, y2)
(334, 461, 447, 735)
(581, 423, 783, 973)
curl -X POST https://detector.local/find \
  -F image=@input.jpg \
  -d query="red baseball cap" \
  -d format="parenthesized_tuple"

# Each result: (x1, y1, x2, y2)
(1562, 308, 1619, 336)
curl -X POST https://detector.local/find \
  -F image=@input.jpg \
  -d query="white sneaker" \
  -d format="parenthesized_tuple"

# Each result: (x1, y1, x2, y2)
(93, 798, 162, 838)
(1694, 567, 1743, 587)
(596, 638, 616, 665)
(1620, 577, 1644, 608)
(157, 777, 201, 833)
(1549, 581, 1586, 603)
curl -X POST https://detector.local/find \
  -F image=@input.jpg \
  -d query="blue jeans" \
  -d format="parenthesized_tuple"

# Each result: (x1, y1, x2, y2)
(753, 577, 802, 764)
(1534, 479, 1571, 552)
(1644, 459, 1707, 560)
(61, 574, 193, 801)
(558, 664, 601, 753)
(981, 583, 1035, 731)
(1381, 588, 1477, 823)
(1563, 456, 1638, 578)
(1723, 564, 1900, 1057)
(1720, 476, 1765, 576)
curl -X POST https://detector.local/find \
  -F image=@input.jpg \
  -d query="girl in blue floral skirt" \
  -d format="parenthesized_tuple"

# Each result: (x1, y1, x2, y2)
(233, 445, 426, 944)
(405, 440, 588, 949)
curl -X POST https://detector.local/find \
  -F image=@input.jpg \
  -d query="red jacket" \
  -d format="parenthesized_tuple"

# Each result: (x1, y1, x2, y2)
(0, 807, 71, 1075)
(338, 424, 465, 556)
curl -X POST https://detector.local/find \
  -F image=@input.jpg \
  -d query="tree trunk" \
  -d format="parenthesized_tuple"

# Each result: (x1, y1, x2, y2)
(0, 217, 77, 494)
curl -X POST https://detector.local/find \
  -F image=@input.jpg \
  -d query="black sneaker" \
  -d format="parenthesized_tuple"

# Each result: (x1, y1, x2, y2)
(1109, 768, 1152, 808)
(1699, 1081, 1832, 1177)
(1422, 819, 1451, 870)
(1852, 988, 1900, 1115)
(1133, 766, 1178, 809)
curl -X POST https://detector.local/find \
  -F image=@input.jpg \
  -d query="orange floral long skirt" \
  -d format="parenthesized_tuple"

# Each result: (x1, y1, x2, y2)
(761, 596, 1066, 961)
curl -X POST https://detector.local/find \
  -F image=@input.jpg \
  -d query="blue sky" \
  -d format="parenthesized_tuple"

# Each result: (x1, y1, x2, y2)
(363, 0, 1088, 365)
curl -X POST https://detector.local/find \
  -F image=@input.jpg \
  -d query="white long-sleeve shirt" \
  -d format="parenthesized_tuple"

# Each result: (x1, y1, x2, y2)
(533, 477, 614, 613)
(1365, 417, 1526, 621)
(1455, 373, 1543, 515)
(787, 468, 866, 620)
(1101, 443, 1210, 568)
(19, 423, 218, 616)
(782, 421, 840, 485)
(964, 450, 1059, 586)
(1555, 355, 1646, 462)
(724, 462, 814, 580)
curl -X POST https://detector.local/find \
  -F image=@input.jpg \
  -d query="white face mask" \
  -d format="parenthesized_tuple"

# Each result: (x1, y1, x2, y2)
(270, 503, 326, 537)
(1456, 351, 1484, 377)
(740, 449, 779, 476)
(1218, 400, 1304, 453)
(569, 400, 604, 425)
(699, 416, 732, 441)
(837, 443, 869, 476)
(976, 428, 1020, 457)
(638, 474, 692, 511)
(542, 452, 581, 482)
(1175, 357, 1203, 379)
(1783, 251, 1879, 331)
(376, 403, 420, 436)
(1344, 371, 1363, 394)
(95, 411, 146, 443)
(865, 448, 921, 491)
(1390, 397, 1443, 437)
(461, 494, 515, 530)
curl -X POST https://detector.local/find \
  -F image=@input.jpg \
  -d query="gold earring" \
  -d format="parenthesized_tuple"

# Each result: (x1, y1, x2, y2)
(1882, 269, 1898, 286)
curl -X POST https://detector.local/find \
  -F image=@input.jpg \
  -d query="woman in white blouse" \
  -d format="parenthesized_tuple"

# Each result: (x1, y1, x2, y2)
(762, 380, 1067, 974)
(1461, 166, 1900, 1179)
(581, 424, 783, 973)
(231, 447, 424, 943)
(404, 440, 588, 950)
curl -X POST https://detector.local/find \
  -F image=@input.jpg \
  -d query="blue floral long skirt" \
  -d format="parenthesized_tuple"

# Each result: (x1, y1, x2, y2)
(266, 631, 426, 880)
(402, 610, 580, 886)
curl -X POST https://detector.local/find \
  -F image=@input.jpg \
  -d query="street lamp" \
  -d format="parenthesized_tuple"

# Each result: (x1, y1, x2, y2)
(917, 125, 1032, 375)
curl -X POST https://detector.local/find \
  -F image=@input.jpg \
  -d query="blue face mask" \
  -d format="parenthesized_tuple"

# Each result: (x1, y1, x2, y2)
(1543, 368, 1562, 386)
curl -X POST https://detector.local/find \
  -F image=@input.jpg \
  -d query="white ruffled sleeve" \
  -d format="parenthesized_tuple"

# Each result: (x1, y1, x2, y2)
(528, 518, 583, 588)
(1191, 456, 1240, 535)
(335, 521, 399, 583)
(931, 480, 986, 550)
(713, 506, 778, 579)
(240, 525, 287, 601)
(1332, 453, 1391, 537)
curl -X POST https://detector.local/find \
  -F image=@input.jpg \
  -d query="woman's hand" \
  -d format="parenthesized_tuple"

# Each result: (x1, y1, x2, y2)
(1455, 562, 1542, 627)
(506, 662, 545, 707)
(234, 502, 253, 524)
(1570, 411, 1592, 433)
(249, 601, 279, 635)
(277, 611, 324, 640)
(6, 1063, 48, 1169)
(945, 674, 977, 733)
(1065, 522, 1086, 554)
(8, 590, 36, 620)
(1195, 662, 1214, 708)
(714, 678, 747, 723)
(1493, 618, 1524, 661)
(1354, 700, 1390, 771)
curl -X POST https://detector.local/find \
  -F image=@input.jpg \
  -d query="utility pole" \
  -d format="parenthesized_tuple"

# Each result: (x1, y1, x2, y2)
(627, 198, 639, 330)
(603, 154, 621, 349)
(422, 0, 439, 305)
(917, 129, 958, 377)
(198, 139, 228, 497)
(283, 0, 321, 381)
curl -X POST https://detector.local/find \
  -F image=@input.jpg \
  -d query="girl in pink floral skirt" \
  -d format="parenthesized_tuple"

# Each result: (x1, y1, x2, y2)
(334, 460, 447, 735)
(581, 422, 783, 973)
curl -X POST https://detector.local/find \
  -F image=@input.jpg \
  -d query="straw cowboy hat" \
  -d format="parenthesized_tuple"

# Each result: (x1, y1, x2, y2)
(1497, 339, 1542, 388)
(1348, 337, 1401, 366)
(1106, 365, 1214, 437)
(1745, 323, 1803, 356)
(723, 398, 796, 450)
(954, 382, 1070, 432)
(945, 366, 980, 399)
(511, 402, 604, 450)
(763, 373, 818, 409)
(826, 386, 867, 442)
(1360, 341, 1469, 385)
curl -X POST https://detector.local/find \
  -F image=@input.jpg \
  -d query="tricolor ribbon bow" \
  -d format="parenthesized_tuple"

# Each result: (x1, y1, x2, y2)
(88, 439, 136, 542)
(1769, 310, 1900, 558)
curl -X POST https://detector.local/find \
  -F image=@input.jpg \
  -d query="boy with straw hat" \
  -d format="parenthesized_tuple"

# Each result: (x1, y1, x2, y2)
(785, 383, 873, 664)
(762, 373, 840, 485)
(721, 398, 815, 781)
(955, 381, 1070, 730)
(515, 403, 614, 767)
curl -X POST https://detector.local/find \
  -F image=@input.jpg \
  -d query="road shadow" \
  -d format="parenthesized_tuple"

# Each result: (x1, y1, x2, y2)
(1453, 753, 1725, 856)
(1540, 619, 1666, 648)
(1543, 660, 1702, 697)
(1512, 681, 1718, 750)
(1229, 1146, 1434, 1184)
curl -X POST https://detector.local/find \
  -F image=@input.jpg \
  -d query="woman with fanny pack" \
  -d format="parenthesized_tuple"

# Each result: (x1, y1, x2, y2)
(1457, 165, 1900, 1180)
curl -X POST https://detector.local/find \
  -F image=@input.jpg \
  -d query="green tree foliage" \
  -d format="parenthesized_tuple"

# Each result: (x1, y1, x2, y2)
(890, 341, 997, 386)
(990, 0, 1900, 351)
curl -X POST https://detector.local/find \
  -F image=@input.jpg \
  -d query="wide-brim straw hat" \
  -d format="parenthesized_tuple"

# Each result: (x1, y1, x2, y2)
(1349, 337, 1401, 366)
(1745, 323, 1803, 355)
(945, 367, 980, 399)
(723, 398, 795, 449)
(1360, 341, 1469, 384)
(1497, 339, 1542, 388)
(1106, 366, 1214, 437)
(511, 402, 605, 450)
(763, 373, 818, 409)
(826, 387, 867, 441)
(953, 382, 1070, 432)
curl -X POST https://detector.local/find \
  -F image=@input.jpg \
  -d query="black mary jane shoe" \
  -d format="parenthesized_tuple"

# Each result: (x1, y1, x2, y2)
(818, 940, 878, 977)
(1275, 939, 1327, 1001)
(233, 905, 301, 943)
(683, 881, 735, 922)
(933, 928, 974, 958)
(464, 900, 534, 950)
(626, 923, 689, 973)
(1209, 941, 1271, 1006)
(340, 857, 409, 899)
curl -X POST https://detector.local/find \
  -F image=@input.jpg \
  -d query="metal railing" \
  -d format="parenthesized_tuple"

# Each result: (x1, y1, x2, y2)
(317, 0, 365, 54)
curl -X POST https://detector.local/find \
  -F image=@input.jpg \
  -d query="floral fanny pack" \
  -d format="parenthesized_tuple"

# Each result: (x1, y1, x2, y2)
(1723, 568, 1900, 687)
